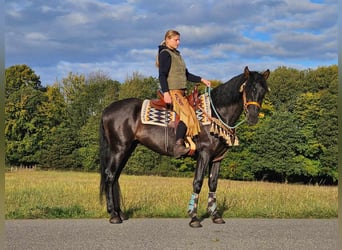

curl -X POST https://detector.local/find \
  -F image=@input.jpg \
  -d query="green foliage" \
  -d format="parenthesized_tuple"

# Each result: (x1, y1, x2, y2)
(4, 64, 338, 185)
(119, 72, 159, 100)
(225, 65, 338, 184)
(171, 157, 196, 173)
(5, 66, 47, 166)
(39, 125, 81, 169)
(5, 64, 44, 98)
(8, 204, 87, 219)
(124, 145, 162, 175)
(75, 72, 120, 171)
(267, 66, 304, 111)
(38, 71, 120, 170)
(78, 115, 100, 171)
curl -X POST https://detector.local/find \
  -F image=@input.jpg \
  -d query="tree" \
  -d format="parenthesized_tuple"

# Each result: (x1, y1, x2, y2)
(38, 83, 69, 168)
(5, 65, 47, 166)
(86, 71, 120, 110)
(5, 64, 44, 98)
(247, 112, 319, 182)
(77, 72, 120, 171)
(119, 72, 159, 100)
(39, 71, 121, 170)
(39, 125, 81, 169)
(39, 83, 67, 128)
(296, 68, 338, 184)
(229, 65, 338, 184)
(303, 65, 338, 92)
(5, 64, 337, 184)
(267, 66, 304, 111)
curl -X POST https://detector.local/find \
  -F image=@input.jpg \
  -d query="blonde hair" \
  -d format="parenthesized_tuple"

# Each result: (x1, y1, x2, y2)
(155, 30, 180, 67)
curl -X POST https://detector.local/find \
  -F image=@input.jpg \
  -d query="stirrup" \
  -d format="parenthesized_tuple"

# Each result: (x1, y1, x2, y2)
(185, 136, 196, 156)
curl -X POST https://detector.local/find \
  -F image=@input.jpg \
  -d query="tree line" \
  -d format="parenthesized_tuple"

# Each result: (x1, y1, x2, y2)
(5, 64, 338, 185)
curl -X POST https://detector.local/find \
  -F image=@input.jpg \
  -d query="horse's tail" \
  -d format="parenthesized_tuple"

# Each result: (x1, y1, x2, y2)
(99, 117, 108, 204)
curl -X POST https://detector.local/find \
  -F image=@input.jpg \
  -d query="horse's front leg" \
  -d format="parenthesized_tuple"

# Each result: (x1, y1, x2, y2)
(188, 151, 210, 228)
(207, 161, 225, 224)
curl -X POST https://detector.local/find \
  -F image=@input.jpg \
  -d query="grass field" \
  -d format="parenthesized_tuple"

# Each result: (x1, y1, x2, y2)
(5, 169, 338, 219)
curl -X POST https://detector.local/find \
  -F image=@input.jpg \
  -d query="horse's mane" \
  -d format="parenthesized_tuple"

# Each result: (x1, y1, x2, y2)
(210, 73, 245, 107)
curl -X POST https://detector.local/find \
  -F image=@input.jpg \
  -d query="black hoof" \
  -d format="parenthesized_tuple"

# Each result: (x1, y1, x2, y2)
(119, 211, 128, 221)
(212, 214, 225, 224)
(189, 217, 202, 228)
(109, 216, 122, 224)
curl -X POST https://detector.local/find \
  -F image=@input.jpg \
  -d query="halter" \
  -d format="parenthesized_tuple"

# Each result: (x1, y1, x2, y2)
(207, 81, 261, 130)
(241, 86, 261, 111)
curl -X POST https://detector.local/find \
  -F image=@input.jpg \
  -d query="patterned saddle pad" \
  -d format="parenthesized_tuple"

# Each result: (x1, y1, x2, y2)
(141, 93, 211, 127)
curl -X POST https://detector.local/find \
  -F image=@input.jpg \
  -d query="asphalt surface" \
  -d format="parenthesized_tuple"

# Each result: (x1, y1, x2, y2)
(5, 218, 338, 250)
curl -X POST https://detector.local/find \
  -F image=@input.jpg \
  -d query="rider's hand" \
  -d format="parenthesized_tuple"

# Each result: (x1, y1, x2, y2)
(201, 78, 211, 87)
(163, 92, 172, 104)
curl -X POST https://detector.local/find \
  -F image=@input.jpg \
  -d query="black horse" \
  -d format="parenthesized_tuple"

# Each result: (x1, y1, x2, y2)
(100, 66, 270, 227)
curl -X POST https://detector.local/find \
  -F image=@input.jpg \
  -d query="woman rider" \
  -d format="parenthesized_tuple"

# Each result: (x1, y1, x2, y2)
(156, 30, 211, 158)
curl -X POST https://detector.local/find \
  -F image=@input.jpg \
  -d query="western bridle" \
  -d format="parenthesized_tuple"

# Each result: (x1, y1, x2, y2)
(207, 81, 261, 130)
(241, 83, 261, 111)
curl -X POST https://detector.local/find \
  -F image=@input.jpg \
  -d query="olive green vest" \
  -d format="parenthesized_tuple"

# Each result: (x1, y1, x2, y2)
(162, 49, 187, 90)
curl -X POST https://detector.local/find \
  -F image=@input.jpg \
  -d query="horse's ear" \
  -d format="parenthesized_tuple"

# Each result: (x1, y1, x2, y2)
(263, 69, 270, 80)
(244, 66, 250, 78)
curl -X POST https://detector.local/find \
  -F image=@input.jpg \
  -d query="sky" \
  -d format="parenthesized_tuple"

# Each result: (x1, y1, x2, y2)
(5, 0, 338, 86)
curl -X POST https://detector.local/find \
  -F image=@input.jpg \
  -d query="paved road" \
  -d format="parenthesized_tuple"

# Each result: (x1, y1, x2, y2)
(5, 218, 338, 250)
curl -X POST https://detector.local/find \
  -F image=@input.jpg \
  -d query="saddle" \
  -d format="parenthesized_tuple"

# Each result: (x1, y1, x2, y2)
(149, 86, 201, 156)
(140, 87, 237, 156)
(150, 85, 201, 111)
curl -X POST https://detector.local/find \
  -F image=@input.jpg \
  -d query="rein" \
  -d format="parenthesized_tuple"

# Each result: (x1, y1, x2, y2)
(207, 82, 260, 130)
(207, 87, 245, 129)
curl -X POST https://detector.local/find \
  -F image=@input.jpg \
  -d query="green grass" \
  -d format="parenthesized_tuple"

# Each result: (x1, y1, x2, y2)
(5, 170, 337, 219)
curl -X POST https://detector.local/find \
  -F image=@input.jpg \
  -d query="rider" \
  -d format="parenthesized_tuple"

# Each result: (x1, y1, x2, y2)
(156, 30, 211, 158)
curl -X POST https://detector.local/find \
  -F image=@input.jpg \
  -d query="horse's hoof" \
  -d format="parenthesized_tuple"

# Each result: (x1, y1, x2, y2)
(119, 211, 128, 221)
(212, 216, 226, 224)
(109, 216, 122, 224)
(189, 217, 202, 228)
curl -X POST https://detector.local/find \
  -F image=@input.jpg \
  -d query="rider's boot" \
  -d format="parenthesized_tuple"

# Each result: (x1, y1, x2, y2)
(174, 139, 189, 158)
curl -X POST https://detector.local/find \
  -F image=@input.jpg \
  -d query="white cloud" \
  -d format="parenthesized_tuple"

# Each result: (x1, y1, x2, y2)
(25, 32, 48, 41)
(63, 12, 91, 25)
(5, 0, 338, 85)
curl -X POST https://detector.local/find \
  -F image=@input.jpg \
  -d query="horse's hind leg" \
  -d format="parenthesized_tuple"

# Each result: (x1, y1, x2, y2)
(104, 144, 136, 224)
(99, 99, 142, 224)
(102, 152, 119, 223)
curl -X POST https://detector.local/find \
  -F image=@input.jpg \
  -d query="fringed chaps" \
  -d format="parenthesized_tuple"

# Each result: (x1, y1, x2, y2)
(170, 90, 201, 138)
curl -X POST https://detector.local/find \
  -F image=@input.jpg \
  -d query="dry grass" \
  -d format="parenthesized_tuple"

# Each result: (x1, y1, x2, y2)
(5, 170, 337, 219)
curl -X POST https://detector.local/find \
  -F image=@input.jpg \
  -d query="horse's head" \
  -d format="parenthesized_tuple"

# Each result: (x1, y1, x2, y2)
(240, 66, 270, 125)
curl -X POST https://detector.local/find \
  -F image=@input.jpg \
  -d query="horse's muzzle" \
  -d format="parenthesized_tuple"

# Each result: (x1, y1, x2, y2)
(246, 109, 259, 125)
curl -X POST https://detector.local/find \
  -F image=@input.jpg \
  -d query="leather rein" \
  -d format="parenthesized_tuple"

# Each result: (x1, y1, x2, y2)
(208, 81, 261, 130)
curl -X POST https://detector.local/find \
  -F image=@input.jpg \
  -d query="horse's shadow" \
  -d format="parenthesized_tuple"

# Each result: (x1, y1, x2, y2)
(122, 207, 139, 220)
(122, 197, 230, 222)
(198, 196, 230, 222)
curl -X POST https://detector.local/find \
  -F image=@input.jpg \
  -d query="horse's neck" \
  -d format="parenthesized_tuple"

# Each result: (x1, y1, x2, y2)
(215, 103, 243, 126)
(211, 83, 244, 126)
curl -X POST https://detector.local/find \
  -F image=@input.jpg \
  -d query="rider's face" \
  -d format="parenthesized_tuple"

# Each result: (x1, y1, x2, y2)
(166, 35, 180, 50)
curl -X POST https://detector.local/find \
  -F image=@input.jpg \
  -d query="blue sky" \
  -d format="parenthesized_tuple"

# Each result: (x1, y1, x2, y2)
(5, 0, 337, 85)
